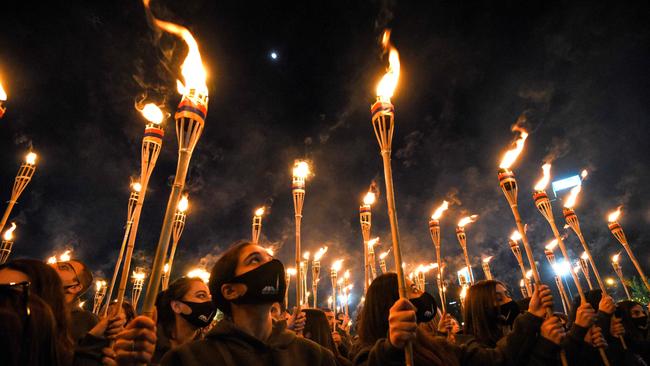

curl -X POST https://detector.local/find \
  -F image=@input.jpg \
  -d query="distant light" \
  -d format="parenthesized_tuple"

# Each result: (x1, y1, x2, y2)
(270, 51, 278, 60)
(551, 175, 582, 196)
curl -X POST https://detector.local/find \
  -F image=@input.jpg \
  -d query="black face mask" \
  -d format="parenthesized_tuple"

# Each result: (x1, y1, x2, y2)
(498, 300, 520, 327)
(228, 259, 286, 305)
(632, 316, 648, 330)
(179, 300, 216, 328)
(411, 292, 437, 323)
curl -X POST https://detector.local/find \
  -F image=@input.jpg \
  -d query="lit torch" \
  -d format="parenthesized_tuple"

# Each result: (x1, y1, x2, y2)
(252, 207, 265, 244)
(379, 250, 390, 274)
(611, 254, 632, 300)
(367, 237, 379, 282)
(285, 267, 296, 309)
(301, 251, 310, 306)
(578, 252, 594, 290)
(360, 189, 376, 292)
(292, 160, 310, 310)
(456, 215, 478, 284)
(607, 207, 649, 291)
(140, 0, 210, 317)
(544, 240, 570, 314)
(312, 246, 327, 307)
(429, 200, 449, 311)
(92, 280, 107, 315)
(519, 279, 528, 298)
(481, 256, 493, 281)
(331, 260, 343, 322)
(343, 270, 351, 316)
(163, 195, 189, 289)
(0, 223, 17, 264)
(508, 230, 532, 294)
(131, 268, 146, 309)
(161, 263, 170, 290)
(0, 80, 7, 118)
(0, 151, 37, 234)
(115, 103, 165, 314)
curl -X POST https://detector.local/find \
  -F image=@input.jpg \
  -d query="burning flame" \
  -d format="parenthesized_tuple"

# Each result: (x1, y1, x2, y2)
(25, 152, 37, 166)
(331, 259, 343, 272)
(510, 230, 522, 242)
(564, 185, 581, 209)
(545, 239, 558, 251)
(520, 279, 525, 287)
(254, 207, 265, 216)
(132, 270, 146, 280)
(344, 270, 350, 279)
(303, 251, 311, 261)
(132, 182, 142, 193)
(363, 191, 376, 206)
(187, 268, 209, 283)
(286, 267, 297, 276)
(163, 263, 169, 273)
(379, 251, 390, 260)
(59, 250, 72, 262)
(368, 237, 380, 249)
(431, 200, 449, 220)
(143, 0, 208, 96)
(581, 169, 588, 179)
(611, 254, 620, 263)
(607, 206, 622, 223)
(293, 161, 310, 179)
(580, 252, 589, 260)
(95, 280, 106, 291)
(533, 163, 552, 191)
(525, 269, 533, 279)
(265, 247, 275, 256)
(499, 127, 529, 169)
(376, 30, 400, 100)
(177, 195, 189, 212)
(314, 246, 328, 261)
(482, 256, 493, 263)
(47, 256, 57, 264)
(140, 103, 164, 125)
(3, 223, 16, 241)
(457, 215, 478, 228)
(0, 81, 6, 101)
(573, 265, 581, 274)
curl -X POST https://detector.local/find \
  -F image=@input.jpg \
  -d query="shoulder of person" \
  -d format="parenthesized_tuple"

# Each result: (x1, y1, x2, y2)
(160, 339, 223, 366)
(293, 336, 337, 361)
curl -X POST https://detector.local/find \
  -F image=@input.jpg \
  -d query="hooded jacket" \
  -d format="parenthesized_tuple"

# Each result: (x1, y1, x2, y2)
(161, 319, 337, 366)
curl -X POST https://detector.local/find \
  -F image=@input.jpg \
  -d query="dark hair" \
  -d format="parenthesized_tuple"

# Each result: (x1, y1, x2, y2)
(463, 280, 503, 346)
(209, 241, 254, 316)
(568, 289, 602, 326)
(358, 273, 458, 366)
(616, 300, 646, 342)
(0, 259, 73, 361)
(156, 277, 206, 338)
(0, 291, 62, 366)
(303, 309, 339, 355)
(69, 260, 93, 296)
(107, 300, 136, 325)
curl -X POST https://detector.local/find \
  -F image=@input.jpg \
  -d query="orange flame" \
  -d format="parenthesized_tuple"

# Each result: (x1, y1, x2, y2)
(608, 206, 622, 222)
(25, 152, 37, 166)
(143, 0, 208, 97)
(376, 30, 400, 100)
(611, 253, 620, 263)
(482, 256, 493, 263)
(254, 207, 265, 216)
(265, 247, 275, 256)
(314, 246, 328, 261)
(3, 223, 16, 241)
(0, 81, 6, 101)
(139, 103, 164, 125)
(545, 239, 558, 251)
(457, 215, 478, 228)
(525, 269, 533, 279)
(177, 195, 189, 213)
(431, 200, 449, 220)
(368, 237, 380, 248)
(581, 169, 588, 179)
(331, 259, 343, 272)
(303, 251, 311, 260)
(286, 267, 297, 276)
(564, 185, 581, 209)
(132, 182, 142, 193)
(163, 263, 169, 273)
(363, 191, 376, 206)
(533, 163, 552, 191)
(95, 280, 107, 291)
(580, 252, 589, 260)
(510, 230, 522, 241)
(379, 251, 390, 260)
(293, 160, 310, 179)
(499, 127, 529, 169)
(59, 250, 72, 262)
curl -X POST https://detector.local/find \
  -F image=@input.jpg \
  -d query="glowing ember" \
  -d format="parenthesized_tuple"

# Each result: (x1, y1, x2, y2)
(59, 250, 72, 262)
(95, 280, 106, 291)
(177, 195, 189, 212)
(187, 268, 209, 283)
(303, 251, 311, 260)
(564, 185, 581, 209)
(457, 215, 478, 228)
(25, 152, 37, 166)
(376, 30, 400, 100)
(580, 252, 589, 260)
(611, 254, 620, 263)
(254, 207, 265, 216)
(140, 103, 164, 125)
(533, 163, 552, 191)
(379, 251, 390, 260)
(3, 223, 16, 241)
(132, 182, 142, 192)
(581, 169, 588, 179)
(331, 259, 344, 272)
(363, 191, 376, 206)
(286, 267, 297, 276)
(0, 81, 6, 101)
(482, 256, 493, 263)
(607, 206, 622, 222)
(510, 230, 522, 241)
(499, 127, 529, 169)
(431, 200, 449, 220)
(314, 246, 328, 261)
(143, 0, 208, 97)
(545, 239, 558, 251)
(293, 161, 310, 179)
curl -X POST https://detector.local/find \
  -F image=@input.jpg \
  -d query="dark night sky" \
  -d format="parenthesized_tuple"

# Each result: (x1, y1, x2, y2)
(0, 0, 649, 310)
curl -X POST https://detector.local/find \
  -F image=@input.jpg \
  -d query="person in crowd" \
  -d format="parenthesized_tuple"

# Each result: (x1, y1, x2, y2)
(161, 241, 337, 365)
(103, 315, 159, 366)
(271, 301, 307, 333)
(324, 308, 353, 358)
(617, 300, 649, 362)
(106, 300, 136, 325)
(152, 276, 216, 363)
(303, 308, 353, 366)
(354, 273, 563, 366)
(0, 281, 62, 366)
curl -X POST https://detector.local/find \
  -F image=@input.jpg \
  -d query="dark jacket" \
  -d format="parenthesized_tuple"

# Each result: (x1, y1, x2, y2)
(161, 319, 337, 366)
(70, 304, 99, 343)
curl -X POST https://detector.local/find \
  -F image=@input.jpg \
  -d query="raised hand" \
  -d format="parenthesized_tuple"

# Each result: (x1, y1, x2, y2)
(388, 298, 417, 349)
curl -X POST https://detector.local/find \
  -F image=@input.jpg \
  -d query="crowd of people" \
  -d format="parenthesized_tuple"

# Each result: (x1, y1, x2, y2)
(0, 240, 648, 365)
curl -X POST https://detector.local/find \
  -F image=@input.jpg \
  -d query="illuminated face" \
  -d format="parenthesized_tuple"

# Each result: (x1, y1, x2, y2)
(270, 302, 283, 321)
(405, 278, 423, 300)
(235, 245, 274, 276)
(51, 261, 84, 303)
(495, 283, 513, 306)
(324, 310, 336, 330)
(0, 268, 30, 284)
(630, 304, 647, 319)
(182, 280, 211, 303)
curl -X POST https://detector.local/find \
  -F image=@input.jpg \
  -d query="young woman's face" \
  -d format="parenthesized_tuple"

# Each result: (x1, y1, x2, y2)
(234, 245, 273, 276)
(405, 278, 423, 300)
(630, 304, 647, 318)
(182, 280, 211, 303)
(495, 283, 513, 306)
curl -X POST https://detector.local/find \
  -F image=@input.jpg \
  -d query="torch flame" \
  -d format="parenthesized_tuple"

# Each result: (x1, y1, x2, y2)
(580, 252, 589, 260)
(254, 207, 265, 216)
(510, 230, 522, 242)
(607, 206, 622, 223)
(314, 246, 328, 261)
(265, 247, 275, 256)
(142, 0, 208, 97)
(499, 127, 529, 169)
(545, 239, 558, 251)
(95, 280, 106, 291)
(132, 270, 146, 280)
(177, 195, 189, 213)
(0, 81, 6, 101)
(533, 163, 552, 191)
(132, 182, 142, 193)
(431, 200, 449, 220)
(163, 263, 169, 273)
(612, 254, 620, 263)
(520, 279, 525, 287)
(344, 270, 350, 279)
(482, 256, 493, 263)
(525, 269, 533, 279)
(368, 237, 380, 248)
(573, 265, 581, 274)
(303, 251, 311, 261)
(376, 30, 400, 100)
(460, 285, 468, 299)
(47, 256, 57, 264)
(140, 103, 164, 125)
(379, 251, 390, 260)
(363, 191, 376, 206)
(457, 215, 478, 228)
(564, 185, 581, 209)
(331, 259, 343, 272)
(187, 268, 210, 283)
(581, 169, 588, 179)
(287, 267, 297, 276)
(292, 161, 310, 179)
(25, 152, 37, 166)
(3, 223, 16, 241)
(59, 250, 72, 262)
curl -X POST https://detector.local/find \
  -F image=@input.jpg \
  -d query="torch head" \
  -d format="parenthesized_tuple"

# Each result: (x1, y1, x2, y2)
(608, 222, 627, 245)
(498, 168, 518, 205)
(533, 190, 554, 222)
(563, 207, 581, 235)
